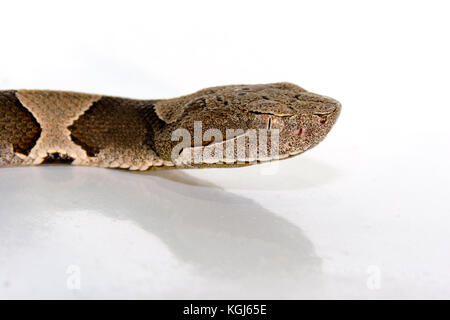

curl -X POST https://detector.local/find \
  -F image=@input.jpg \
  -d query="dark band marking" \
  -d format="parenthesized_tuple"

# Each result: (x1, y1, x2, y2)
(70, 134, 99, 157)
(69, 97, 164, 157)
(0, 91, 41, 156)
(42, 153, 75, 164)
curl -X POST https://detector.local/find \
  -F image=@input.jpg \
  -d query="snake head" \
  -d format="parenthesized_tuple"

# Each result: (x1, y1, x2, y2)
(249, 83, 341, 159)
(153, 83, 341, 167)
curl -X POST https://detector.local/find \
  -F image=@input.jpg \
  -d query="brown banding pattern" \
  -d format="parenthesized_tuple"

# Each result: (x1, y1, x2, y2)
(0, 91, 41, 156)
(69, 97, 165, 168)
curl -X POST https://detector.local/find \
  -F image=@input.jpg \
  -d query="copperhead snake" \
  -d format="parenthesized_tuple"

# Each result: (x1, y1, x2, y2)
(0, 83, 340, 170)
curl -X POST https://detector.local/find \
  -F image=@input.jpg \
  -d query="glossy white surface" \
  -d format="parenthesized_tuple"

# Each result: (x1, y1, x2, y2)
(1, 128, 449, 299)
(1, 0, 449, 299)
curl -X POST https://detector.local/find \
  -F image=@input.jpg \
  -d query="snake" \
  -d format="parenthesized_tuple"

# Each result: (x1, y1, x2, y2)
(0, 82, 341, 170)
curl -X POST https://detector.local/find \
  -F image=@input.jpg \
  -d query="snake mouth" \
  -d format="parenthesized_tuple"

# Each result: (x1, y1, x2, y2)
(173, 129, 284, 167)
(183, 151, 295, 168)
(248, 110, 293, 117)
(313, 108, 337, 116)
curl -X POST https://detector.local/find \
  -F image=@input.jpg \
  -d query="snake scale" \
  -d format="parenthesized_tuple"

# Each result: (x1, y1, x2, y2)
(0, 83, 340, 170)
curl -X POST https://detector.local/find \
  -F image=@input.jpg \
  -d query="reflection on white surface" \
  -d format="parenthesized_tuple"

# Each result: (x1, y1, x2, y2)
(0, 165, 322, 299)
(0, 137, 450, 299)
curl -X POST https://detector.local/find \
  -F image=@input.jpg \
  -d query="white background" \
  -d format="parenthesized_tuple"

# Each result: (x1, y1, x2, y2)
(0, 0, 449, 299)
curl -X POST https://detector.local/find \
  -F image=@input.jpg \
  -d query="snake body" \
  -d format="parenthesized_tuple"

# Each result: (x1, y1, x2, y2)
(0, 83, 341, 170)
